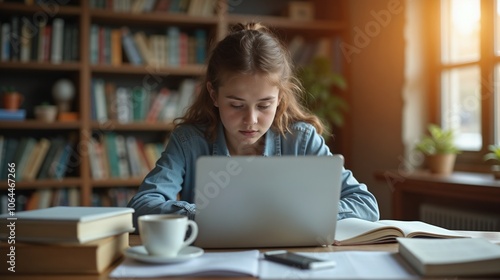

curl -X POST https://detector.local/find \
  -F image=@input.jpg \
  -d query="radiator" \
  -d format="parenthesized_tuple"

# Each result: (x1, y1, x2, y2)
(419, 204, 500, 231)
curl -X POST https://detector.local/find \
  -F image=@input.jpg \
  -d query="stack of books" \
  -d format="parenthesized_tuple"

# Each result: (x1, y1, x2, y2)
(0, 206, 135, 274)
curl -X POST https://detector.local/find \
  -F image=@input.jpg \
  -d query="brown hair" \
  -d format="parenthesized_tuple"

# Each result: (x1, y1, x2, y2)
(176, 22, 325, 141)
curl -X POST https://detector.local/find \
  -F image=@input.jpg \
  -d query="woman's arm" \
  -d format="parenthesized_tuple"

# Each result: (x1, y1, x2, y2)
(127, 131, 197, 228)
(298, 123, 380, 221)
(337, 168, 380, 221)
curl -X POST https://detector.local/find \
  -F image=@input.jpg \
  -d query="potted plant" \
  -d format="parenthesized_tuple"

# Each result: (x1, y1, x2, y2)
(484, 145, 500, 180)
(297, 57, 348, 134)
(415, 124, 460, 175)
(2, 86, 24, 111)
(34, 102, 58, 122)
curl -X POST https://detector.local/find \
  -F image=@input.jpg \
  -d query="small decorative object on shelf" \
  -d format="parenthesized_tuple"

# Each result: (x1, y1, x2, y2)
(34, 103, 58, 122)
(415, 124, 461, 175)
(52, 79, 76, 114)
(2, 87, 24, 111)
(484, 145, 500, 180)
(287, 1, 315, 21)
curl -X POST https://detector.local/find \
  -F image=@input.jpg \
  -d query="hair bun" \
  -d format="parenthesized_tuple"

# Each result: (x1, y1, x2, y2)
(230, 22, 269, 33)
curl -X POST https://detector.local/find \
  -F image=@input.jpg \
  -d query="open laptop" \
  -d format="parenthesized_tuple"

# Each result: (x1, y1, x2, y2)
(193, 155, 343, 248)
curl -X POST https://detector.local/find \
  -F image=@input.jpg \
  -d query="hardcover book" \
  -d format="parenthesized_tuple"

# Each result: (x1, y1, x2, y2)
(398, 237, 500, 277)
(0, 232, 129, 274)
(0, 206, 134, 243)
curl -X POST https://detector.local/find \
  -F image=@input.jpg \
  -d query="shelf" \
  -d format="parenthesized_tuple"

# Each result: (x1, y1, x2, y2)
(0, 0, 348, 209)
(0, 178, 82, 190)
(92, 178, 144, 188)
(91, 121, 175, 131)
(0, 62, 81, 72)
(0, 120, 81, 130)
(0, 2, 81, 16)
(90, 64, 206, 76)
(90, 9, 218, 27)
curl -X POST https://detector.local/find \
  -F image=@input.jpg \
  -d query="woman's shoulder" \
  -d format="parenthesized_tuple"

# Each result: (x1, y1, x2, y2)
(287, 121, 317, 135)
(171, 124, 207, 142)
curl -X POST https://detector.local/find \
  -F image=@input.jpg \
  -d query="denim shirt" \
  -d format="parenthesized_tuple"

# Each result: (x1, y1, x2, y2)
(127, 122, 380, 226)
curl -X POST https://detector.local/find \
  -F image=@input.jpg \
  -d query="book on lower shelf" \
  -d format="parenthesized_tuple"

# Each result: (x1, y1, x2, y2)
(333, 218, 468, 245)
(0, 206, 135, 244)
(397, 237, 500, 277)
(0, 232, 129, 274)
(0, 109, 26, 121)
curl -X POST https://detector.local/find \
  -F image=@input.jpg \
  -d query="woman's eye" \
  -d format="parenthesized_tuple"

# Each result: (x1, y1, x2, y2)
(230, 104, 243, 109)
(258, 104, 271, 110)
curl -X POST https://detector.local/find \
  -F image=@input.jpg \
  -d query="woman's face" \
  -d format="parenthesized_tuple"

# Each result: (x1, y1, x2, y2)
(209, 73, 280, 155)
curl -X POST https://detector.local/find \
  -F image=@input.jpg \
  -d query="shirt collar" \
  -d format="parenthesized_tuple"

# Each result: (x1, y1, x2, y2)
(212, 123, 282, 156)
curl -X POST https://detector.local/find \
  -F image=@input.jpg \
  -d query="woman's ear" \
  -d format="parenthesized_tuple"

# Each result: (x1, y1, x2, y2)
(207, 82, 218, 107)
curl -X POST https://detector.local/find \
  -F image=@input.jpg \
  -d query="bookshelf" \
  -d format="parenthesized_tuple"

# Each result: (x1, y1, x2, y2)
(0, 0, 349, 212)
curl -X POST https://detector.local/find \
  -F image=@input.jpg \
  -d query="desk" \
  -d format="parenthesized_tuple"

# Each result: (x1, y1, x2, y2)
(6, 231, 500, 280)
(374, 170, 500, 224)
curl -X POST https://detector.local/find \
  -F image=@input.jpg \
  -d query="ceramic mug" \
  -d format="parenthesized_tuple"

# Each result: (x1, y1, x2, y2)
(138, 214, 198, 257)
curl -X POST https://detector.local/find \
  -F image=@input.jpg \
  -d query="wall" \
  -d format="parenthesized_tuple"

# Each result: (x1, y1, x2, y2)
(344, 0, 406, 219)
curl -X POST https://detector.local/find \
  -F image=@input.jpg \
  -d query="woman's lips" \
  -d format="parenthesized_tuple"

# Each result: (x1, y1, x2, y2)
(240, 130, 258, 137)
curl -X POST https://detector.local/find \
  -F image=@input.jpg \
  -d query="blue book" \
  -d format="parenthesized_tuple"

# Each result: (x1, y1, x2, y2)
(194, 29, 206, 64)
(0, 109, 26, 121)
(167, 26, 180, 66)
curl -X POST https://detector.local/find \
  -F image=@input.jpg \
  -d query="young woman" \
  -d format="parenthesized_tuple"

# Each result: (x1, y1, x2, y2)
(127, 22, 379, 225)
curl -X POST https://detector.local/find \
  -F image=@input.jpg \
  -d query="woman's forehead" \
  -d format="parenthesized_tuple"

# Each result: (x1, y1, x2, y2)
(218, 71, 281, 87)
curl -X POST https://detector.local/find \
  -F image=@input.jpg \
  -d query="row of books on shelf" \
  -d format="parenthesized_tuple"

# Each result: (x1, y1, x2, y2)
(90, 0, 217, 17)
(91, 25, 207, 66)
(89, 133, 165, 179)
(0, 187, 136, 214)
(0, 187, 80, 214)
(0, 135, 76, 181)
(0, 206, 134, 274)
(91, 78, 197, 123)
(0, 16, 79, 63)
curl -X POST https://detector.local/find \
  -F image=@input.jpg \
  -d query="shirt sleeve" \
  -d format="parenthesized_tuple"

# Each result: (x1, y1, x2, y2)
(300, 124, 380, 221)
(127, 131, 196, 229)
(337, 168, 380, 221)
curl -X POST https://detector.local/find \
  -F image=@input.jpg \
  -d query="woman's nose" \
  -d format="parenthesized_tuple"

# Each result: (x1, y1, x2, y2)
(243, 109, 257, 125)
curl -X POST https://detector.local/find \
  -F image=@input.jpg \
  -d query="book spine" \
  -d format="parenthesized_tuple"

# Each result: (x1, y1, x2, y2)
(50, 18, 64, 64)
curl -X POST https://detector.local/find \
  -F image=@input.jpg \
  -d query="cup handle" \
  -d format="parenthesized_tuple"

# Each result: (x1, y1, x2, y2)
(182, 220, 198, 248)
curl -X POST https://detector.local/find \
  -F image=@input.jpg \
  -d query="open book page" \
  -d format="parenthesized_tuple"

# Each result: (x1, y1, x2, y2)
(378, 220, 467, 238)
(334, 218, 405, 245)
(334, 218, 469, 246)
(109, 250, 259, 278)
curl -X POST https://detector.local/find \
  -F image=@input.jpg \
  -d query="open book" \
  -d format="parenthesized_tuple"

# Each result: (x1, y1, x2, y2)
(334, 218, 468, 245)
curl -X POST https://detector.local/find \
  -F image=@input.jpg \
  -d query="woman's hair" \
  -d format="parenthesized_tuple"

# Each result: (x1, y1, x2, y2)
(176, 22, 325, 141)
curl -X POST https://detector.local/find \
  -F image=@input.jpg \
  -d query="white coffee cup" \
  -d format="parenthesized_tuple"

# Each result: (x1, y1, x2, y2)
(138, 214, 198, 257)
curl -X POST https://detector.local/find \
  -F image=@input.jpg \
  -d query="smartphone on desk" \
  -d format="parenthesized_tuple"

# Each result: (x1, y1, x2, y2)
(264, 250, 336, 270)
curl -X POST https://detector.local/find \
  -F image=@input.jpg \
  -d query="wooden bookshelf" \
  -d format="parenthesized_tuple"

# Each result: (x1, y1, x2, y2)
(0, 0, 349, 211)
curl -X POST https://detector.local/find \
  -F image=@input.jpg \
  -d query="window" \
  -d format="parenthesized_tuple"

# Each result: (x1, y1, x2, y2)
(435, 0, 499, 169)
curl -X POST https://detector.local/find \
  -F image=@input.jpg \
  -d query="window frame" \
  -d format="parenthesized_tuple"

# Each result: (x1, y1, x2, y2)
(428, 0, 497, 172)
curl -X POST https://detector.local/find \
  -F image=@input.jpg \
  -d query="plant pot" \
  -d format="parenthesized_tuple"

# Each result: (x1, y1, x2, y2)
(2, 92, 24, 111)
(34, 105, 58, 122)
(426, 154, 456, 175)
(492, 165, 500, 180)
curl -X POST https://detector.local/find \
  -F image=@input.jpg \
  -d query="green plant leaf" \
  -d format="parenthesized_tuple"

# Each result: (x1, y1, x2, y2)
(297, 56, 348, 128)
(415, 124, 460, 155)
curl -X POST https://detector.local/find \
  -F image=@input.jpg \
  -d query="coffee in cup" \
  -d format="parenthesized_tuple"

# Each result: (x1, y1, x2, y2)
(138, 214, 198, 257)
